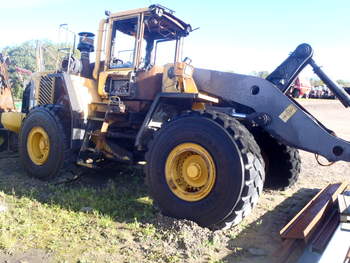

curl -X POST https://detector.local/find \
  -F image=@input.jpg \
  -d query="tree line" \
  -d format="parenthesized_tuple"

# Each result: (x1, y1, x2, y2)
(1, 40, 66, 99)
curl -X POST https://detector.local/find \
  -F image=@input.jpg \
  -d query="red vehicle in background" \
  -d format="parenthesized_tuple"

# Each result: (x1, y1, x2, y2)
(290, 76, 312, 98)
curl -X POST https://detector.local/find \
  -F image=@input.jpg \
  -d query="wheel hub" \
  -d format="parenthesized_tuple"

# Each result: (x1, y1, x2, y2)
(165, 143, 216, 202)
(27, 127, 50, 165)
(187, 163, 200, 178)
(182, 155, 208, 188)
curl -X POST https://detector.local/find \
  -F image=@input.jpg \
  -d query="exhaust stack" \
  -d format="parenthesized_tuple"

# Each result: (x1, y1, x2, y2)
(77, 32, 95, 78)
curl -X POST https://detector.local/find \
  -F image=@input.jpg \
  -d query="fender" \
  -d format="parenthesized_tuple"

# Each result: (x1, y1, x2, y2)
(135, 92, 218, 150)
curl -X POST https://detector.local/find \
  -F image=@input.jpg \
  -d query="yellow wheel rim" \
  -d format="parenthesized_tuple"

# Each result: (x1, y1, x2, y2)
(27, 127, 50, 165)
(165, 143, 216, 202)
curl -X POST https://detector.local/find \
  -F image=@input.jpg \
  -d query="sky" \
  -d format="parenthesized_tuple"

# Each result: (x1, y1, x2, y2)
(0, 0, 350, 80)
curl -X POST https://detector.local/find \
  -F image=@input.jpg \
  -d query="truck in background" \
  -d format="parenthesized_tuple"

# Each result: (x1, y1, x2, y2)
(290, 76, 312, 98)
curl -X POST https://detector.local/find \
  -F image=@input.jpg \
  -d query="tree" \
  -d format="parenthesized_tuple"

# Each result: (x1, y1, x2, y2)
(336, 79, 350, 87)
(2, 40, 67, 99)
(310, 78, 324, 87)
(2, 41, 36, 98)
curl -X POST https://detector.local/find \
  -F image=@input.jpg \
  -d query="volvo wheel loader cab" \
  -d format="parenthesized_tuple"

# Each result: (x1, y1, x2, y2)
(2, 5, 350, 230)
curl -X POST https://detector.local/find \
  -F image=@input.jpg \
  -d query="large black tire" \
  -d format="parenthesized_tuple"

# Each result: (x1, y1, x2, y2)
(145, 111, 265, 230)
(19, 105, 73, 179)
(255, 132, 301, 190)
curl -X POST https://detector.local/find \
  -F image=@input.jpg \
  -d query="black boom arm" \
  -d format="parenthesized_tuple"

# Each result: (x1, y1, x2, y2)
(266, 43, 350, 108)
(194, 43, 350, 162)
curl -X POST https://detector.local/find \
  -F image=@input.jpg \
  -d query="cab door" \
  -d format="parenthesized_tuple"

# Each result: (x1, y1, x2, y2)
(98, 14, 144, 98)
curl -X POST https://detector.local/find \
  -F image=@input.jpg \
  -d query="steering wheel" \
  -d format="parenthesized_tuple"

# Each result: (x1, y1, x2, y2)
(112, 58, 124, 65)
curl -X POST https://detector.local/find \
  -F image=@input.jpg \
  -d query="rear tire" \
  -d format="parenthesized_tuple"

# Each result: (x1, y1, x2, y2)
(145, 111, 265, 229)
(19, 105, 73, 179)
(255, 132, 301, 190)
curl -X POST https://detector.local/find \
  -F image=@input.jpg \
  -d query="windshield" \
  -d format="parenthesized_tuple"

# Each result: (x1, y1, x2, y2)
(109, 12, 185, 70)
(110, 17, 138, 69)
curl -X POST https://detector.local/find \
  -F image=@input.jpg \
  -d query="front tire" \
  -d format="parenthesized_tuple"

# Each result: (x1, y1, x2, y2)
(19, 105, 72, 179)
(145, 111, 265, 229)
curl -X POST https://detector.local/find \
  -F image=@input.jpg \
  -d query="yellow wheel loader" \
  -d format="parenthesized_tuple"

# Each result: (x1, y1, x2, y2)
(1, 5, 350, 229)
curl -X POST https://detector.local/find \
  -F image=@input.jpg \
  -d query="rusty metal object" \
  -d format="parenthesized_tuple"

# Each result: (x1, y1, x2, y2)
(274, 183, 347, 262)
(310, 207, 339, 253)
(280, 183, 347, 241)
(0, 54, 15, 112)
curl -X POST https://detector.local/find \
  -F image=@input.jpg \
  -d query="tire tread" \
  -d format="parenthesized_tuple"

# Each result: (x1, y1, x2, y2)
(145, 110, 265, 230)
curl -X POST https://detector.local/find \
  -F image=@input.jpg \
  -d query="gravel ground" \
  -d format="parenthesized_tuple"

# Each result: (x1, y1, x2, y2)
(0, 99, 349, 263)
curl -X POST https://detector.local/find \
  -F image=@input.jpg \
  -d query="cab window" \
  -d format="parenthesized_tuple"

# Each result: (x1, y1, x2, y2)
(110, 17, 138, 69)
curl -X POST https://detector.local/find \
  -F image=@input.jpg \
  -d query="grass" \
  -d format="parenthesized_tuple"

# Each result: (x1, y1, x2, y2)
(0, 166, 159, 262)
(0, 157, 271, 263)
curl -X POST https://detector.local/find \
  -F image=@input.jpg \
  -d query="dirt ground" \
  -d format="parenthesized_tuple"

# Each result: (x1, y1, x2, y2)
(0, 99, 349, 263)
(229, 99, 350, 263)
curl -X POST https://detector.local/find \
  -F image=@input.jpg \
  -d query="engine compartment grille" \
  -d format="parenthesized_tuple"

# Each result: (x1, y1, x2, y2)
(38, 76, 55, 105)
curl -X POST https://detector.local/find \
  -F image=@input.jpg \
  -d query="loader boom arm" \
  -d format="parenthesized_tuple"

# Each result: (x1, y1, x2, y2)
(266, 43, 350, 107)
(309, 59, 350, 107)
(194, 43, 350, 163)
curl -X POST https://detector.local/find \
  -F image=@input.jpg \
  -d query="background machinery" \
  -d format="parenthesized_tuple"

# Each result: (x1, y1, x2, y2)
(0, 54, 17, 152)
(1, 5, 350, 230)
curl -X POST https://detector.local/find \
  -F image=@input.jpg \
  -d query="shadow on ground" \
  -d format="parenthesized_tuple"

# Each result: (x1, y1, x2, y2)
(0, 153, 155, 224)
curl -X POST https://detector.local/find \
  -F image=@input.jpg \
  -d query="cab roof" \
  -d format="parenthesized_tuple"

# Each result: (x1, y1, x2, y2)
(109, 5, 192, 40)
